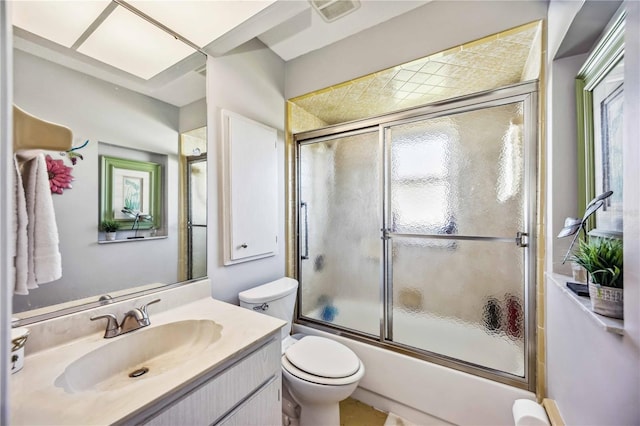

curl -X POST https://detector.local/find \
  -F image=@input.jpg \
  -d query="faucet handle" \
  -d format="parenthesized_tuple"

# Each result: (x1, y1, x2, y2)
(90, 313, 121, 338)
(139, 298, 161, 318)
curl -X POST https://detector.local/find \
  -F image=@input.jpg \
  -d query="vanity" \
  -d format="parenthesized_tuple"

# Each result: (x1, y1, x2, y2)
(10, 280, 285, 425)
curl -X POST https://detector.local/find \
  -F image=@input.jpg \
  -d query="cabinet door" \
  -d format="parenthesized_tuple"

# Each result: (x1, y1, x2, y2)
(142, 338, 280, 426)
(222, 110, 278, 265)
(217, 377, 281, 426)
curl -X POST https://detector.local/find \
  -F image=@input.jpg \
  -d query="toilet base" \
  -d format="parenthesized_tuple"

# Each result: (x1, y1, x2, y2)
(282, 358, 363, 426)
(299, 402, 340, 426)
(283, 413, 300, 426)
(282, 377, 353, 426)
(282, 384, 301, 426)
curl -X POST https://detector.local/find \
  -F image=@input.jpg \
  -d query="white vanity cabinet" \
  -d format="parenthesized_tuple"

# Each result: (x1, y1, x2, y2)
(218, 378, 281, 426)
(9, 293, 287, 426)
(133, 336, 281, 426)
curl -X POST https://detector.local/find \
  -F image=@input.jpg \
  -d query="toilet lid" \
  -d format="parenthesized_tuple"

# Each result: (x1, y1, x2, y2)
(284, 336, 360, 378)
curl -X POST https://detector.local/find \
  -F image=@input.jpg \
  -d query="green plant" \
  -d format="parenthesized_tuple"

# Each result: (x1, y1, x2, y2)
(100, 219, 119, 233)
(571, 237, 623, 288)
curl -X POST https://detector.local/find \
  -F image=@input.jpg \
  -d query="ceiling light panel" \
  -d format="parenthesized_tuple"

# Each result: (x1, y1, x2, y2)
(12, 0, 111, 48)
(77, 7, 197, 80)
(128, 0, 277, 48)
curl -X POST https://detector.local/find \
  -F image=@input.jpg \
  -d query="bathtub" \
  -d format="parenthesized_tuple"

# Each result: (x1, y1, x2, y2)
(295, 299, 535, 425)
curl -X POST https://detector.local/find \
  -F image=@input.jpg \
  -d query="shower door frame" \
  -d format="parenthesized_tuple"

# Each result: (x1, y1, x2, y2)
(293, 81, 538, 391)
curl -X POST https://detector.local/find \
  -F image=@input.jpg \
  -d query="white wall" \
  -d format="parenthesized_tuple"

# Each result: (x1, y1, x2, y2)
(547, 53, 586, 275)
(546, 277, 638, 424)
(622, 0, 640, 420)
(546, 0, 586, 276)
(547, 0, 585, 60)
(285, 0, 548, 99)
(179, 98, 207, 133)
(12, 50, 181, 311)
(545, 2, 640, 423)
(206, 39, 286, 303)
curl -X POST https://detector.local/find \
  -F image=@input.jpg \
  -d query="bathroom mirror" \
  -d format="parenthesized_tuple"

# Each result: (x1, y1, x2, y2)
(12, 24, 207, 321)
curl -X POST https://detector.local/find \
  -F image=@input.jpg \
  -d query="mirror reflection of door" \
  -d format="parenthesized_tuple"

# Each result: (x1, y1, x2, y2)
(180, 128, 207, 281)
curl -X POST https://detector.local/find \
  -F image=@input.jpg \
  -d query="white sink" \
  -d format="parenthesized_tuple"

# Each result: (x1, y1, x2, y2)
(56, 319, 222, 393)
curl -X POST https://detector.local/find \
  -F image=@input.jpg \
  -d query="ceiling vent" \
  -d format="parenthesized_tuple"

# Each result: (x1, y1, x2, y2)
(310, 0, 361, 23)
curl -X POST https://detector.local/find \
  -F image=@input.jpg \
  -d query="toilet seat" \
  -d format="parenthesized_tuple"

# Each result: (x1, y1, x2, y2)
(282, 336, 364, 386)
(282, 356, 364, 386)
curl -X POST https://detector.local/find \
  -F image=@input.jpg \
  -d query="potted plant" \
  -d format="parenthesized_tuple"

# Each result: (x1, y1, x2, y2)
(571, 237, 623, 319)
(100, 219, 119, 241)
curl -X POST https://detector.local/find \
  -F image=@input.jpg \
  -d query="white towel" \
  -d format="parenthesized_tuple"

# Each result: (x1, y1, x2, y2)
(14, 152, 62, 294)
(14, 155, 29, 295)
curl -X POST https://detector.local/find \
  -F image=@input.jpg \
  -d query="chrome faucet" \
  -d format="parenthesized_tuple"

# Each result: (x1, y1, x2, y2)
(91, 299, 161, 338)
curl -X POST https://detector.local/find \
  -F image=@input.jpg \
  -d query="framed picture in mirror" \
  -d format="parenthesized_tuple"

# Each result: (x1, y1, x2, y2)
(100, 156, 162, 231)
(576, 12, 624, 237)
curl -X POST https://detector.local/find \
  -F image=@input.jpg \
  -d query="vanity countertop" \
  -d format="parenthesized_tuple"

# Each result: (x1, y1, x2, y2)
(10, 297, 285, 425)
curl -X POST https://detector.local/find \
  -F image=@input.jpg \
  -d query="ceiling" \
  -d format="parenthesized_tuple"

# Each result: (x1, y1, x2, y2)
(554, 0, 622, 59)
(258, 1, 429, 61)
(12, 0, 431, 107)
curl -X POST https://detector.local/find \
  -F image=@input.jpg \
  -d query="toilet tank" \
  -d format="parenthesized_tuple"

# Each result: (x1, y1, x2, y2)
(239, 277, 298, 340)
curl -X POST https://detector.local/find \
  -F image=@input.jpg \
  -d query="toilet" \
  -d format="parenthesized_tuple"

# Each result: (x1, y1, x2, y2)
(239, 277, 365, 426)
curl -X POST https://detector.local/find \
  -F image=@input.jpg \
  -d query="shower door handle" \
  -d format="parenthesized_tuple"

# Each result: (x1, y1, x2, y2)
(515, 231, 528, 248)
(301, 201, 309, 260)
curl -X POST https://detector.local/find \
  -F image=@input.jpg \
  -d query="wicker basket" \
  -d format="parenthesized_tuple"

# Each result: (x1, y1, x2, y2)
(588, 282, 623, 319)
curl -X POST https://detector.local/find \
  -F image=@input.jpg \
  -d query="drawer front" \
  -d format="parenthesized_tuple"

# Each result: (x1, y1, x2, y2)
(217, 376, 281, 426)
(143, 337, 280, 426)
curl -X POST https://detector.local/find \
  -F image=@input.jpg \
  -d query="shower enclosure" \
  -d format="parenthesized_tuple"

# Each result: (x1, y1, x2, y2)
(180, 126, 207, 282)
(295, 83, 537, 389)
(186, 154, 207, 279)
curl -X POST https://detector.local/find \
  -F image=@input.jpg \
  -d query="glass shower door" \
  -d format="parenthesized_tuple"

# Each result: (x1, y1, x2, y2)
(385, 101, 531, 377)
(298, 130, 381, 336)
(187, 155, 207, 280)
